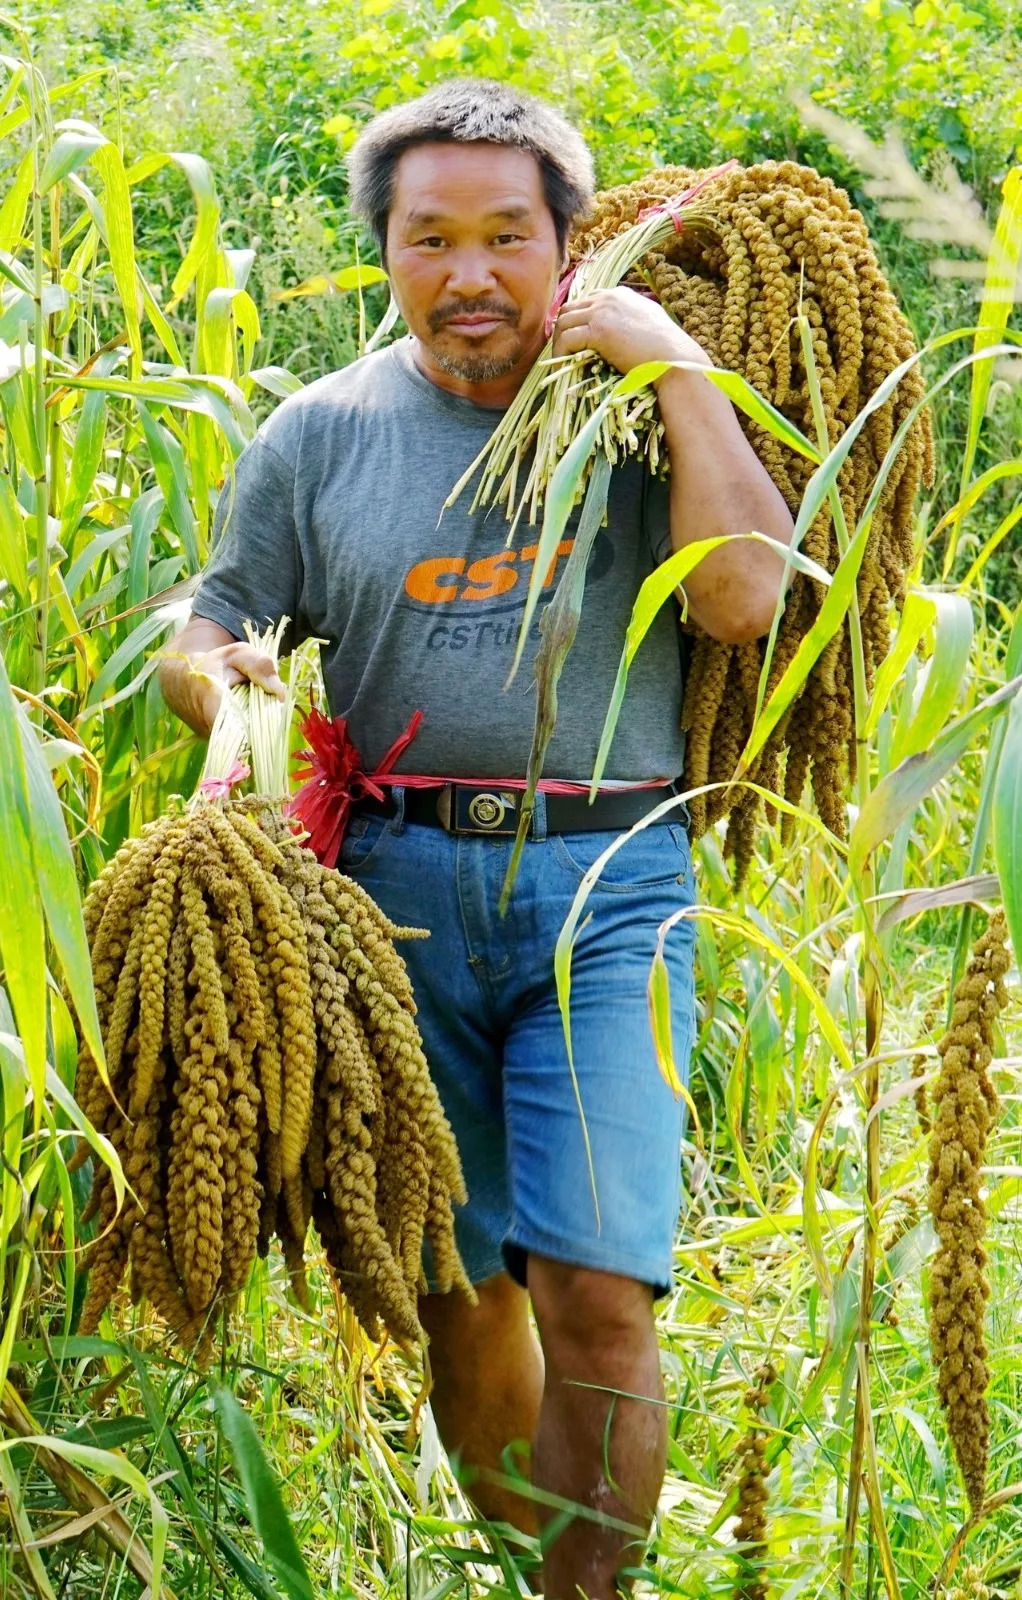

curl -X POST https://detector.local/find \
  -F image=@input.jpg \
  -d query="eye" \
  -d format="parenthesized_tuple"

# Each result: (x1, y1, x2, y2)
(416, 235, 447, 249)
(493, 233, 523, 246)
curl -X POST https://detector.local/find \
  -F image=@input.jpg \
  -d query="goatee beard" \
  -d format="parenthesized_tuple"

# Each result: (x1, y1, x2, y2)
(429, 345, 522, 382)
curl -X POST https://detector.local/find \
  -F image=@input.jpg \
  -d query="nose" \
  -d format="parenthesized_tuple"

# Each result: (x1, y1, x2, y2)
(444, 246, 499, 297)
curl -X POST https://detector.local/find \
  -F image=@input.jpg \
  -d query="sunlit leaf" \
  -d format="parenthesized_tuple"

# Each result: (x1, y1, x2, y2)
(849, 674, 1022, 878)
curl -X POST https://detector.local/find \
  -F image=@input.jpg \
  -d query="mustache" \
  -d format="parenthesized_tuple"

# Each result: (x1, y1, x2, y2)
(428, 298, 520, 332)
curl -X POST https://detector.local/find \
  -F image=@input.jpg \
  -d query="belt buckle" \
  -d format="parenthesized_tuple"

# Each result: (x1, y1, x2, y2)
(449, 785, 520, 836)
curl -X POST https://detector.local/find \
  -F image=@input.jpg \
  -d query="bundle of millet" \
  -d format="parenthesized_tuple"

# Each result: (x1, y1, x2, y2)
(72, 795, 471, 1356)
(454, 160, 934, 876)
(730, 1362, 776, 1600)
(927, 911, 1011, 1514)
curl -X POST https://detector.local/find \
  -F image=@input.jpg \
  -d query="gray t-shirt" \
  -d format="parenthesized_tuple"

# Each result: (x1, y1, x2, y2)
(193, 337, 687, 782)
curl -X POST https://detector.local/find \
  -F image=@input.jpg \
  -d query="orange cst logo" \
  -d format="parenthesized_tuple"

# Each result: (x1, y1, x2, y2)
(403, 541, 574, 605)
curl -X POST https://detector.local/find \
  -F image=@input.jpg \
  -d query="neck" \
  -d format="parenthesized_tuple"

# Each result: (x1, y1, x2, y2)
(408, 333, 546, 409)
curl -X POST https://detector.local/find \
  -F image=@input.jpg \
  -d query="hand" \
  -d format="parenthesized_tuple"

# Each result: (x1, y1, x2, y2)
(552, 286, 712, 381)
(188, 641, 286, 734)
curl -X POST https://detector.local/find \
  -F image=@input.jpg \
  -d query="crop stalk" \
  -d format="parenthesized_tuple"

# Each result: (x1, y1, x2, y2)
(28, 66, 49, 704)
(798, 317, 884, 1595)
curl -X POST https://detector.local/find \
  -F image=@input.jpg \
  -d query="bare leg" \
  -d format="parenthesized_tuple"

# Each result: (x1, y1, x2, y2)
(528, 1257, 665, 1600)
(420, 1271, 544, 1534)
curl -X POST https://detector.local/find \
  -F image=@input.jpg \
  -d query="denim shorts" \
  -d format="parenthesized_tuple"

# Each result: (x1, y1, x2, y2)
(338, 789, 697, 1297)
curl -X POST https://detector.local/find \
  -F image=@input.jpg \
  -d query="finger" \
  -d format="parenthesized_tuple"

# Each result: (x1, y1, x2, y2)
(553, 304, 593, 330)
(243, 651, 287, 701)
(553, 324, 596, 358)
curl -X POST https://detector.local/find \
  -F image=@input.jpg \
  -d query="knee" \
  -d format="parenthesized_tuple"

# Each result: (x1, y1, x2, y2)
(528, 1256, 654, 1372)
(420, 1271, 528, 1381)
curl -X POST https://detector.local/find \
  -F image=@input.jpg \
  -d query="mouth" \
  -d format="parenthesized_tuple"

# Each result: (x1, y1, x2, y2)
(441, 315, 511, 337)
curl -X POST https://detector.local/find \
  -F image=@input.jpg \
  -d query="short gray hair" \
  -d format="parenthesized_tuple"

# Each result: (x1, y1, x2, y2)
(347, 78, 595, 258)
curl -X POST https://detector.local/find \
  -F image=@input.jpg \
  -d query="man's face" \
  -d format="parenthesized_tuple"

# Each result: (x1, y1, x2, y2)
(385, 142, 564, 393)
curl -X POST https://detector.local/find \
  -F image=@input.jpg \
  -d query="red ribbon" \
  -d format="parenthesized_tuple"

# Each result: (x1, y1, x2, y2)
(636, 158, 741, 232)
(286, 708, 675, 867)
(286, 710, 424, 868)
(199, 759, 250, 801)
(544, 262, 581, 338)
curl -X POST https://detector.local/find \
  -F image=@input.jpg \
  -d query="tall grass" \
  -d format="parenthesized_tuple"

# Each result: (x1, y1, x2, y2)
(1, 43, 1020, 1600)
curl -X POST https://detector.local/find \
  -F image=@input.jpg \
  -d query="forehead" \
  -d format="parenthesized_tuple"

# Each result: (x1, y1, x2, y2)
(391, 141, 547, 223)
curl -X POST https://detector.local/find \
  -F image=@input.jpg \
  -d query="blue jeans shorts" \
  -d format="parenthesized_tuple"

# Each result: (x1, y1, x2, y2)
(338, 789, 698, 1297)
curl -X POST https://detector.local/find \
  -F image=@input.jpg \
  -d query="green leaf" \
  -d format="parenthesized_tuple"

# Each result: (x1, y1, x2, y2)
(590, 532, 830, 796)
(875, 873, 1001, 934)
(738, 513, 874, 777)
(60, 349, 120, 540)
(0, 461, 28, 598)
(167, 152, 221, 306)
(248, 365, 304, 399)
(863, 589, 936, 742)
(0, 652, 46, 1117)
(944, 166, 1022, 577)
(61, 373, 252, 455)
(14, 699, 105, 1075)
(500, 453, 612, 910)
(849, 673, 1022, 879)
(894, 591, 974, 761)
(90, 143, 141, 366)
(44, 1065, 123, 1209)
(83, 606, 178, 712)
(271, 263, 388, 301)
(739, 337, 1018, 778)
(39, 123, 106, 194)
(993, 691, 1022, 965)
(212, 1385, 315, 1600)
(0, 149, 33, 251)
(137, 403, 199, 570)
(0, 1435, 168, 1599)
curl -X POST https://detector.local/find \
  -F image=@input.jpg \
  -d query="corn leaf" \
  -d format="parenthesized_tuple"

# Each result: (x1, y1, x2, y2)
(90, 142, 141, 366)
(167, 152, 221, 305)
(137, 403, 199, 570)
(60, 349, 120, 540)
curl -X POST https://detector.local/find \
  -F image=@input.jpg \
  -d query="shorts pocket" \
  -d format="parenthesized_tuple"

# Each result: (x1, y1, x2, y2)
(552, 821, 691, 893)
(337, 812, 393, 871)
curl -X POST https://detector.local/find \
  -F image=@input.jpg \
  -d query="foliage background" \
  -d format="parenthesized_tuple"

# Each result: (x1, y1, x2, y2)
(1, 2, 1021, 1598)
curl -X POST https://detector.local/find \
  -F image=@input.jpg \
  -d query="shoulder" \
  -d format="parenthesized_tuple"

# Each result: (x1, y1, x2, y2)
(256, 344, 405, 463)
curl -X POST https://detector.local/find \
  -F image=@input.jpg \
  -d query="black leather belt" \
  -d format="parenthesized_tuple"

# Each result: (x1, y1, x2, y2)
(358, 782, 686, 837)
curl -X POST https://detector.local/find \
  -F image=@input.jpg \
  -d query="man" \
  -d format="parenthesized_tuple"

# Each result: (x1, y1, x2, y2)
(160, 79, 794, 1600)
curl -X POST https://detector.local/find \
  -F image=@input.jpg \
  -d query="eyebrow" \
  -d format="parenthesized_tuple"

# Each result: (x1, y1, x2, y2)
(403, 202, 534, 228)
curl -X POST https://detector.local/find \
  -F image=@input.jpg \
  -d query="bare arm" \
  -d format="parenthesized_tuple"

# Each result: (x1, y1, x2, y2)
(553, 287, 796, 644)
(158, 614, 286, 739)
(657, 361, 795, 643)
